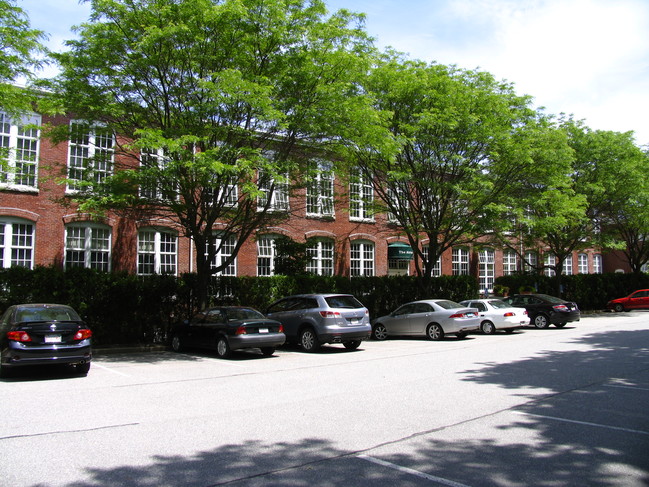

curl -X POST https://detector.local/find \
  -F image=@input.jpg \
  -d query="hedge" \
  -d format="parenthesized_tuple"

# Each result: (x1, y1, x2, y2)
(2, 266, 643, 347)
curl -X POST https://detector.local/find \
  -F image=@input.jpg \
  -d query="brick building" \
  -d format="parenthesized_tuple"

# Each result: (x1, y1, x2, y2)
(0, 110, 618, 290)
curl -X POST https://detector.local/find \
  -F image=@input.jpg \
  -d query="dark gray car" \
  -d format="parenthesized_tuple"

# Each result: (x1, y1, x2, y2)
(266, 294, 371, 352)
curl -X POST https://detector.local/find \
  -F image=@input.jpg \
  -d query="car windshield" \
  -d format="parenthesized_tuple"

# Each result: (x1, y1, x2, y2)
(435, 300, 463, 310)
(16, 306, 80, 322)
(488, 300, 510, 309)
(226, 308, 265, 321)
(324, 295, 363, 309)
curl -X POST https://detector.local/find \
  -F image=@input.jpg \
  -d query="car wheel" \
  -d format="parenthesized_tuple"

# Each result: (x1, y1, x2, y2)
(481, 320, 496, 334)
(533, 314, 550, 329)
(171, 334, 183, 352)
(554, 323, 566, 328)
(0, 363, 12, 379)
(456, 331, 468, 339)
(299, 327, 320, 352)
(216, 336, 231, 359)
(426, 323, 444, 341)
(373, 323, 388, 341)
(75, 362, 91, 375)
(613, 303, 624, 312)
(260, 347, 275, 356)
(343, 340, 361, 350)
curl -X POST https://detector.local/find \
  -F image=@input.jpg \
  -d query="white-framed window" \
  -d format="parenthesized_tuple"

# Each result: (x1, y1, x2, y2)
(503, 250, 518, 275)
(137, 229, 177, 275)
(350, 240, 374, 276)
(306, 238, 334, 276)
(0, 111, 40, 189)
(258, 170, 289, 212)
(67, 122, 114, 192)
(306, 160, 334, 217)
(65, 224, 111, 271)
(452, 247, 469, 276)
(257, 234, 279, 276)
(544, 253, 556, 277)
(564, 255, 573, 275)
(208, 234, 237, 276)
(139, 148, 170, 200)
(593, 254, 603, 274)
(479, 248, 495, 293)
(349, 169, 374, 221)
(578, 253, 589, 274)
(205, 178, 238, 207)
(386, 185, 408, 222)
(0, 219, 35, 268)
(641, 262, 648, 273)
(422, 245, 442, 277)
(524, 251, 538, 272)
(388, 259, 409, 276)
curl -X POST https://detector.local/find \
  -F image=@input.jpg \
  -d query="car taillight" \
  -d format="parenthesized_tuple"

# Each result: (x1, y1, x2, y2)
(553, 304, 569, 311)
(278, 324, 284, 333)
(449, 313, 465, 318)
(73, 329, 92, 340)
(7, 331, 32, 342)
(504, 312, 515, 317)
(235, 326, 247, 335)
(319, 311, 341, 318)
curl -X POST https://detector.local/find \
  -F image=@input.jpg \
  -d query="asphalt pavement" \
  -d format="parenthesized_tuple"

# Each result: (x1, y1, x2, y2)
(1, 311, 648, 487)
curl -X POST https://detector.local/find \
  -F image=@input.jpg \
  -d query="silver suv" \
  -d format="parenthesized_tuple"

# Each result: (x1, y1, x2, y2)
(266, 294, 371, 352)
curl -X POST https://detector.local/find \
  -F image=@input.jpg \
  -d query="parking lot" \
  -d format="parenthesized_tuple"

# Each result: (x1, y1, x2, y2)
(1, 312, 648, 486)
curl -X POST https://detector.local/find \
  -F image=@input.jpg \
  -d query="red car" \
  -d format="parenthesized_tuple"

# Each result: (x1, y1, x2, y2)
(606, 289, 649, 312)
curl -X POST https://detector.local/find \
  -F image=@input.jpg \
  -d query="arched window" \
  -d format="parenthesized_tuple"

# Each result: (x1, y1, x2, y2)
(350, 240, 374, 277)
(137, 228, 177, 275)
(0, 218, 35, 268)
(65, 223, 111, 271)
(307, 238, 334, 276)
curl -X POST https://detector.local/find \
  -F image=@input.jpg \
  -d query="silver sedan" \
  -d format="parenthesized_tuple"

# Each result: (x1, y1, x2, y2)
(372, 299, 480, 341)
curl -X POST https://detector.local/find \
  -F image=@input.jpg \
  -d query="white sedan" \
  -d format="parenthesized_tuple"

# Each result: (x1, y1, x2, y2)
(372, 299, 480, 340)
(459, 299, 529, 334)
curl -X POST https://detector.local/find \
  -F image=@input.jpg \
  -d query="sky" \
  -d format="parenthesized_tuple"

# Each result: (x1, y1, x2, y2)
(19, 0, 649, 147)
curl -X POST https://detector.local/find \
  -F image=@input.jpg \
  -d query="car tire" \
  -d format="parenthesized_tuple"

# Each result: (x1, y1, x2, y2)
(481, 320, 496, 334)
(504, 328, 515, 334)
(426, 323, 444, 341)
(171, 334, 183, 352)
(613, 303, 624, 312)
(0, 363, 12, 379)
(260, 347, 275, 356)
(343, 340, 361, 350)
(299, 327, 320, 352)
(216, 336, 231, 359)
(372, 323, 388, 341)
(533, 314, 550, 329)
(75, 362, 91, 375)
(456, 331, 468, 339)
(554, 323, 566, 328)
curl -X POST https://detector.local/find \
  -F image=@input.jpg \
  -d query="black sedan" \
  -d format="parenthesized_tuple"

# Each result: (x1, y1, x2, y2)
(0, 303, 92, 378)
(502, 293, 580, 329)
(169, 306, 286, 359)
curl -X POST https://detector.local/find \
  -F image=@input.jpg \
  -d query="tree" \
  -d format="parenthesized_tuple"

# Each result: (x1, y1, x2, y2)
(47, 0, 383, 307)
(0, 0, 47, 114)
(355, 53, 538, 283)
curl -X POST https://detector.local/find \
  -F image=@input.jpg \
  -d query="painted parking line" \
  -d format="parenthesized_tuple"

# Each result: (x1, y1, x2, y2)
(91, 362, 133, 377)
(359, 455, 473, 487)
(604, 384, 649, 392)
(516, 412, 649, 436)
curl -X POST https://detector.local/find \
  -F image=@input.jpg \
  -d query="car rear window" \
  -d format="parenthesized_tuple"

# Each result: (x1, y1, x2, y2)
(324, 295, 364, 309)
(435, 300, 463, 310)
(17, 306, 80, 322)
(488, 300, 509, 309)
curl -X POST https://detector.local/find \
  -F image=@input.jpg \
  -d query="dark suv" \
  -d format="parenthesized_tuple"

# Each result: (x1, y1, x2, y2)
(266, 294, 371, 352)
(502, 294, 580, 329)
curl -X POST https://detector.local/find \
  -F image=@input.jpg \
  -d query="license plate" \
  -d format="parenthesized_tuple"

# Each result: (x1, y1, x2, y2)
(45, 335, 62, 343)
(349, 318, 359, 324)
(258, 328, 269, 334)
